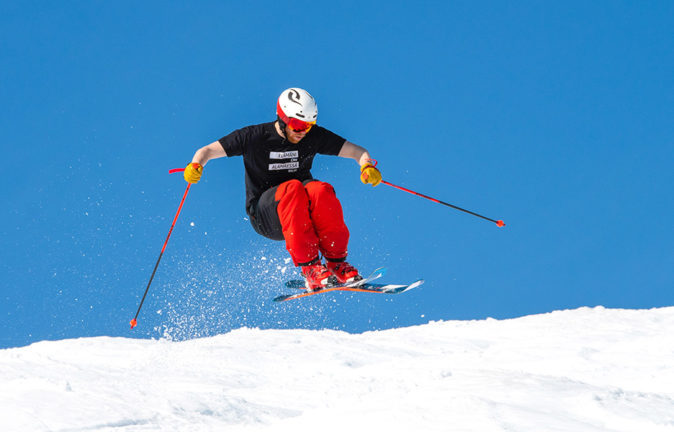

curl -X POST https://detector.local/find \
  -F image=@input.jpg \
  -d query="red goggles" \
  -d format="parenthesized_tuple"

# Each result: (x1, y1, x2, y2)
(287, 117, 315, 133)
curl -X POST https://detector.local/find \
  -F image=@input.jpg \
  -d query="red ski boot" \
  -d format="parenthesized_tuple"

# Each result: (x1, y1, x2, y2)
(326, 260, 362, 285)
(300, 261, 336, 290)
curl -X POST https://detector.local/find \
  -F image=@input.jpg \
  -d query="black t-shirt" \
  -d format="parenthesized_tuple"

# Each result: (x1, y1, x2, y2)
(218, 121, 346, 214)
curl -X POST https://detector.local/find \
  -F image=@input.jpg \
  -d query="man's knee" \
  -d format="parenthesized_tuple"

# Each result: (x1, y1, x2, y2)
(275, 179, 306, 202)
(305, 180, 336, 198)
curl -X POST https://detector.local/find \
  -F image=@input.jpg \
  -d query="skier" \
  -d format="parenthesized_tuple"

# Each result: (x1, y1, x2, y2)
(184, 88, 382, 289)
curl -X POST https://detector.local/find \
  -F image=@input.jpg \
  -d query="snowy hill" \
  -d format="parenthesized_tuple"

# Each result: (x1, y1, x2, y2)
(2, 306, 674, 432)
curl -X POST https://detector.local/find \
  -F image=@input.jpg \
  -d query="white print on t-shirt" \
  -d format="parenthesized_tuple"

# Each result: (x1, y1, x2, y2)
(268, 150, 299, 172)
(269, 162, 300, 171)
(269, 151, 299, 159)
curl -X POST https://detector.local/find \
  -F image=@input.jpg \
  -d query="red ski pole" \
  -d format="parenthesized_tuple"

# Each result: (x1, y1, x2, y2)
(381, 180, 505, 227)
(130, 168, 190, 329)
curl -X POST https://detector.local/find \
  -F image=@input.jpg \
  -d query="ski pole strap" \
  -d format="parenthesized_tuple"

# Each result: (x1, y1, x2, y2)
(362, 159, 378, 168)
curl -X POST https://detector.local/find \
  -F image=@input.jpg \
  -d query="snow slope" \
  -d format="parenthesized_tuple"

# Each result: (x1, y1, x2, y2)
(2, 306, 674, 432)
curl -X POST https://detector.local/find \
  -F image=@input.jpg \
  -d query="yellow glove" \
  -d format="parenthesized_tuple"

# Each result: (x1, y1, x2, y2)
(184, 162, 203, 184)
(360, 163, 382, 187)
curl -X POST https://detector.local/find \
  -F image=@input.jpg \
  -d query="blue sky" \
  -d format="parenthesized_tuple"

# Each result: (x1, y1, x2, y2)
(1, 2, 673, 348)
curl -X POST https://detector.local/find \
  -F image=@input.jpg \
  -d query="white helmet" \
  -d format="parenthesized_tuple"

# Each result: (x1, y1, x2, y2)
(276, 88, 318, 131)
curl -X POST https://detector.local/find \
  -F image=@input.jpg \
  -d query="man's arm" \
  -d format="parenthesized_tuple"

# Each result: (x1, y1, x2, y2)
(338, 141, 382, 186)
(338, 141, 373, 166)
(191, 141, 227, 166)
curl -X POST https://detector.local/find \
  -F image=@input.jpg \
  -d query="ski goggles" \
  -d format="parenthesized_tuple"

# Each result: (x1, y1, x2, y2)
(287, 117, 315, 133)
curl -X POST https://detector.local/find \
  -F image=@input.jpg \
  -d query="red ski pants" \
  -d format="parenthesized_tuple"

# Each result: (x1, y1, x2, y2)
(273, 179, 350, 266)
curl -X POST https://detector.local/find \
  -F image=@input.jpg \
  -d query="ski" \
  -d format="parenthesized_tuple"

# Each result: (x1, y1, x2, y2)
(274, 267, 386, 302)
(272, 280, 424, 302)
(283, 266, 387, 290)
(273, 267, 424, 302)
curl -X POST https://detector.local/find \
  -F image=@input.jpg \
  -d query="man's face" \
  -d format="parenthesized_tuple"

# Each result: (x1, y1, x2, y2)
(285, 126, 309, 144)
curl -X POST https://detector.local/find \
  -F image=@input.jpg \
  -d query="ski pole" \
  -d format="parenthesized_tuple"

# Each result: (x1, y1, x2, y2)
(130, 168, 190, 329)
(381, 180, 505, 227)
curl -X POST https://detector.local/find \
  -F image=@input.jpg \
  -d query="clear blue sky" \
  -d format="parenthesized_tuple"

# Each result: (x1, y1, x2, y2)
(1, 2, 672, 348)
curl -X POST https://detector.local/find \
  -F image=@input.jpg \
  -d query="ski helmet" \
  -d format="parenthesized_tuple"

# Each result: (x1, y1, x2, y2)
(276, 88, 318, 132)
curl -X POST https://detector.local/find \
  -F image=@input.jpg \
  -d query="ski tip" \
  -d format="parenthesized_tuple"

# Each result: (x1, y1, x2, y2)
(408, 279, 425, 290)
(496, 220, 505, 227)
(130, 318, 137, 329)
(372, 266, 387, 277)
(385, 279, 424, 293)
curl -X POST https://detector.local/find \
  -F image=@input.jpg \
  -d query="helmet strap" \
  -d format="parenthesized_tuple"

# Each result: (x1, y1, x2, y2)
(276, 116, 287, 139)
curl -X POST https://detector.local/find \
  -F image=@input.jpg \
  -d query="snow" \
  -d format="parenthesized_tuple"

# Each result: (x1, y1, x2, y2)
(2, 306, 674, 432)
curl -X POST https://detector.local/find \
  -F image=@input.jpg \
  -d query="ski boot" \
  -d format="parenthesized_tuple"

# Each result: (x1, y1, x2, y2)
(300, 261, 337, 290)
(326, 260, 362, 285)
